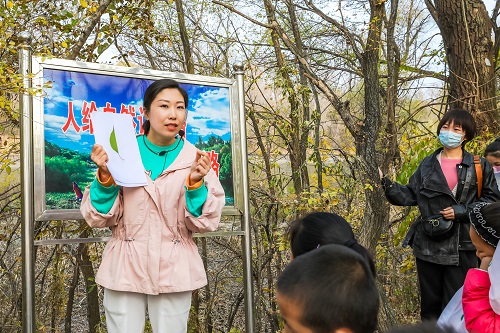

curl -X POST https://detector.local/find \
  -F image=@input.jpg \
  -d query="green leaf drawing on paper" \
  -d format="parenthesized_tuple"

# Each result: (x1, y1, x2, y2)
(109, 127, 124, 160)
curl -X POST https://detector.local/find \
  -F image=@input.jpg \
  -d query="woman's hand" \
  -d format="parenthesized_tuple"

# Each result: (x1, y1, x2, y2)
(378, 167, 384, 181)
(91, 144, 111, 183)
(189, 150, 211, 186)
(440, 206, 455, 220)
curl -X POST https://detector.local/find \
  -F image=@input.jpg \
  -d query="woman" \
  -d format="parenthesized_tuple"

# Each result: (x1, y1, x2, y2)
(380, 109, 500, 320)
(80, 79, 225, 333)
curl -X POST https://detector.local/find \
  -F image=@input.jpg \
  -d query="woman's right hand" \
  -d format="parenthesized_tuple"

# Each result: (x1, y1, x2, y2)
(91, 144, 111, 182)
(378, 167, 384, 181)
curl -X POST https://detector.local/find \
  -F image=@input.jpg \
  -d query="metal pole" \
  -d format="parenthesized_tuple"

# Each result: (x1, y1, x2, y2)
(233, 63, 255, 333)
(19, 32, 36, 333)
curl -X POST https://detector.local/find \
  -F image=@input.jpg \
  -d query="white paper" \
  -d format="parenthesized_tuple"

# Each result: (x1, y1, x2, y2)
(90, 112, 147, 187)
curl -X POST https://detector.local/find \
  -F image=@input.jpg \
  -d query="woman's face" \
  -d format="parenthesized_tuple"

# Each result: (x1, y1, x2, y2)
(469, 226, 495, 260)
(440, 120, 466, 137)
(145, 88, 186, 146)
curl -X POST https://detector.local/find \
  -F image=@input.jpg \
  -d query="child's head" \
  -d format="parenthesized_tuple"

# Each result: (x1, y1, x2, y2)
(469, 202, 500, 259)
(288, 212, 376, 276)
(485, 138, 500, 173)
(436, 109, 476, 147)
(277, 244, 379, 333)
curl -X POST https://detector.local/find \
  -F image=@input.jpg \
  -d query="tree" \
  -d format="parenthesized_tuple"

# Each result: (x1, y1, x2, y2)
(424, 0, 500, 132)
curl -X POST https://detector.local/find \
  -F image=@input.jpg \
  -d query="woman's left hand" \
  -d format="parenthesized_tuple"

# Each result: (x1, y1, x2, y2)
(440, 206, 455, 220)
(189, 150, 212, 186)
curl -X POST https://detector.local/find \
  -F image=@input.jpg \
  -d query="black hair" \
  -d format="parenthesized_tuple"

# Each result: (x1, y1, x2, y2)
(385, 321, 456, 333)
(288, 211, 376, 277)
(277, 244, 379, 333)
(142, 79, 189, 135)
(485, 137, 500, 158)
(436, 109, 476, 145)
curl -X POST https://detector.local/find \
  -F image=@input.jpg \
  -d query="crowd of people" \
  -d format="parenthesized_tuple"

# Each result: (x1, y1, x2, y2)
(79, 79, 500, 333)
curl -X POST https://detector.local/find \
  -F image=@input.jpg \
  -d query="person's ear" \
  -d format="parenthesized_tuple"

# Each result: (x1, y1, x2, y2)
(333, 328, 354, 333)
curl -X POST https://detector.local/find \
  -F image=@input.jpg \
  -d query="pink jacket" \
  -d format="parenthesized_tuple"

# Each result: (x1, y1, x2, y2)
(80, 141, 225, 295)
(463, 268, 500, 333)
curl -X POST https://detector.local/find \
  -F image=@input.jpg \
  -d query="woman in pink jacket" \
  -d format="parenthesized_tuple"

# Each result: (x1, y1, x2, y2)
(463, 201, 500, 333)
(80, 79, 225, 333)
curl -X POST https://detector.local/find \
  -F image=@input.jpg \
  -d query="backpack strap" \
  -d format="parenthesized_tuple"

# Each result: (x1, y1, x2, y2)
(474, 155, 483, 198)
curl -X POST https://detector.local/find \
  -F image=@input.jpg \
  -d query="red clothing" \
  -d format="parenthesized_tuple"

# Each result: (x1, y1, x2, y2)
(463, 268, 500, 333)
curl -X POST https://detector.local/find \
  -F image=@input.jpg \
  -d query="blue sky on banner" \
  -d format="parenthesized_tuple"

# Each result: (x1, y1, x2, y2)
(43, 69, 231, 154)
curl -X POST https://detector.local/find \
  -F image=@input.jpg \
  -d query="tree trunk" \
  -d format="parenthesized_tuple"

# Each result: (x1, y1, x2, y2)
(286, 0, 311, 193)
(383, 0, 401, 169)
(357, 0, 390, 252)
(77, 229, 100, 333)
(426, 0, 499, 133)
(64, 263, 80, 333)
(175, 0, 195, 74)
(68, 0, 114, 60)
(263, 0, 310, 196)
(310, 83, 324, 193)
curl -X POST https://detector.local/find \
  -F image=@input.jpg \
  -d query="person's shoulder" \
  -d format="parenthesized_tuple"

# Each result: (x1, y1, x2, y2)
(182, 140, 197, 152)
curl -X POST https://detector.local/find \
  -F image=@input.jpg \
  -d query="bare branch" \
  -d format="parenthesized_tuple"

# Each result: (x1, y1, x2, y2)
(68, 0, 114, 60)
(212, 0, 272, 29)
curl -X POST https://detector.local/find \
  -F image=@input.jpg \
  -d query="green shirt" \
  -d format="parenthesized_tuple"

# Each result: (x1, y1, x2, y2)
(89, 135, 208, 217)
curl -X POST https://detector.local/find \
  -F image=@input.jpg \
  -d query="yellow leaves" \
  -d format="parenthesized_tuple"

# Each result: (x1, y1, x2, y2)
(61, 41, 68, 48)
(399, 257, 415, 273)
(6, 1, 13, 9)
(80, 0, 88, 8)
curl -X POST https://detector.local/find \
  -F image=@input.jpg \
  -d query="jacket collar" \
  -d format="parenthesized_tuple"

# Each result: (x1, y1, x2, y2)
(420, 147, 472, 193)
(166, 140, 197, 172)
(430, 147, 473, 167)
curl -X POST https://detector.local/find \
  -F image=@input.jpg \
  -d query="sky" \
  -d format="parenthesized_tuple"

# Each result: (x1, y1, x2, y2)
(42, 68, 232, 154)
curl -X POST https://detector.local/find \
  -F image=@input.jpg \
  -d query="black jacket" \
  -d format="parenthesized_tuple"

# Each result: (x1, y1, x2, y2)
(382, 148, 500, 265)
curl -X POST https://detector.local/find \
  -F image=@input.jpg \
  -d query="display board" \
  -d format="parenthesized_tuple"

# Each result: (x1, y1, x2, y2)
(32, 58, 243, 221)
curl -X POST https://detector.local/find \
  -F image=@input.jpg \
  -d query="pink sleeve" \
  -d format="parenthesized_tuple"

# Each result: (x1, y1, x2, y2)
(463, 268, 500, 332)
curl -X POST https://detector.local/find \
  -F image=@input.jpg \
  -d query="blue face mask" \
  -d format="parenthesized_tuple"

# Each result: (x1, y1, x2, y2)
(439, 130, 463, 149)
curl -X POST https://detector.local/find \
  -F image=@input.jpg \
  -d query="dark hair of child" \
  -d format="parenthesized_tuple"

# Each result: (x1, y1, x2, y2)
(288, 211, 376, 277)
(484, 138, 500, 158)
(277, 244, 379, 333)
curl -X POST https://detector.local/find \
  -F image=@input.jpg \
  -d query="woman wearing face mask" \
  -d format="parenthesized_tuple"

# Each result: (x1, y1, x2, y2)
(484, 138, 500, 190)
(380, 109, 500, 321)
